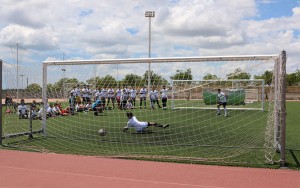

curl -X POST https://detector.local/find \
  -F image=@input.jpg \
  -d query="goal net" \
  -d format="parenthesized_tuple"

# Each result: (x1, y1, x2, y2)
(0, 52, 287, 166)
(171, 79, 265, 111)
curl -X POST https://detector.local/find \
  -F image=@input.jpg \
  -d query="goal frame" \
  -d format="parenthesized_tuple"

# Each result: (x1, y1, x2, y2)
(38, 51, 286, 166)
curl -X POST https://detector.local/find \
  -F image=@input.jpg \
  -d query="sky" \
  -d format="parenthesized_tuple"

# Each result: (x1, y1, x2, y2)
(1, 0, 300, 87)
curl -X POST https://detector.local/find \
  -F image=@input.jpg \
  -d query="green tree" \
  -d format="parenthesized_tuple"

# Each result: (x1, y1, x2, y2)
(203, 73, 218, 80)
(254, 70, 273, 86)
(87, 75, 117, 88)
(142, 71, 168, 86)
(286, 73, 298, 86)
(122, 74, 143, 87)
(26, 83, 42, 93)
(52, 78, 80, 92)
(170, 68, 193, 80)
(227, 68, 251, 79)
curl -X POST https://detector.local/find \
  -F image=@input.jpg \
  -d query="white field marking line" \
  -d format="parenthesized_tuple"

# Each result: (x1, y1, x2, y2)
(186, 164, 300, 174)
(0, 165, 227, 188)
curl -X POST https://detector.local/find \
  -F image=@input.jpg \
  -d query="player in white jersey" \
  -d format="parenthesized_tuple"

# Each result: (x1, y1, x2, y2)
(85, 85, 92, 103)
(149, 89, 157, 110)
(160, 85, 169, 109)
(81, 85, 88, 104)
(74, 84, 81, 105)
(126, 99, 133, 109)
(153, 88, 162, 108)
(139, 86, 147, 109)
(129, 88, 137, 107)
(101, 88, 108, 107)
(93, 86, 100, 101)
(107, 87, 115, 108)
(121, 89, 129, 110)
(115, 87, 122, 109)
(217, 89, 228, 117)
(18, 99, 28, 119)
(123, 112, 169, 133)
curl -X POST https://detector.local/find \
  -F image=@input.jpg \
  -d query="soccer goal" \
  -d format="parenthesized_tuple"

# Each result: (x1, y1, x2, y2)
(171, 79, 265, 111)
(0, 51, 287, 167)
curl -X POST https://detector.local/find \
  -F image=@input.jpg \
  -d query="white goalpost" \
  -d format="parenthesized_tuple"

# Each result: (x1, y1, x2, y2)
(1, 51, 287, 166)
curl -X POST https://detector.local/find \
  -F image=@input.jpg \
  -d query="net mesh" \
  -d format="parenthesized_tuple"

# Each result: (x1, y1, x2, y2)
(1, 55, 282, 166)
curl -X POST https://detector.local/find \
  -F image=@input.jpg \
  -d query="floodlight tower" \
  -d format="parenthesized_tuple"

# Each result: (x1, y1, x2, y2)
(62, 68, 66, 98)
(145, 11, 155, 94)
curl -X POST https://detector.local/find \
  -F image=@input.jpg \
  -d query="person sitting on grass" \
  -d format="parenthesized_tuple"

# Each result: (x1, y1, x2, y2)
(60, 107, 71, 116)
(30, 100, 39, 119)
(52, 103, 61, 116)
(126, 98, 133, 109)
(92, 100, 103, 116)
(18, 99, 28, 119)
(123, 112, 169, 133)
(46, 103, 55, 117)
(84, 101, 92, 112)
(75, 102, 85, 112)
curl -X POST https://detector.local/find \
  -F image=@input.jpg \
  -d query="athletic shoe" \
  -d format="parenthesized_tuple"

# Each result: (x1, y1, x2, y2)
(225, 114, 228, 117)
(216, 113, 221, 116)
(163, 124, 169, 128)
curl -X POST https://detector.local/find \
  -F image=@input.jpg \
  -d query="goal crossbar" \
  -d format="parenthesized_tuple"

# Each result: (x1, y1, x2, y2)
(43, 55, 279, 66)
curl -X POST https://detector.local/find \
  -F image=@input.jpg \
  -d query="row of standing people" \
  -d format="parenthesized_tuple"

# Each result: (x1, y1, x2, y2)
(69, 85, 170, 110)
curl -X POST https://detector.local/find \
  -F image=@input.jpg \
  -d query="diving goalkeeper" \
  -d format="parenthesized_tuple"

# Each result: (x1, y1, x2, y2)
(123, 112, 169, 133)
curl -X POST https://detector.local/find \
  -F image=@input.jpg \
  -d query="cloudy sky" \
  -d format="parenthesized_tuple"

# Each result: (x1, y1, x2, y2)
(1, 0, 300, 87)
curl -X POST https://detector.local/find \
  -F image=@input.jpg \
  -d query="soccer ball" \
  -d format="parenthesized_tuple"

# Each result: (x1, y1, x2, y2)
(98, 128, 107, 136)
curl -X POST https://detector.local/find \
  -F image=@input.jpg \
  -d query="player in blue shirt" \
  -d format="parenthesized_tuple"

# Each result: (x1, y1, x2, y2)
(92, 100, 103, 116)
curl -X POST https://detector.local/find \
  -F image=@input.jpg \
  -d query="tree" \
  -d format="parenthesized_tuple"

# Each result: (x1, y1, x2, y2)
(52, 78, 80, 92)
(142, 71, 168, 86)
(227, 68, 251, 80)
(26, 83, 42, 93)
(122, 74, 143, 87)
(254, 70, 273, 86)
(286, 73, 298, 86)
(86, 75, 117, 88)
(203, 73, 218, 80)
(170, 68, 193, 80)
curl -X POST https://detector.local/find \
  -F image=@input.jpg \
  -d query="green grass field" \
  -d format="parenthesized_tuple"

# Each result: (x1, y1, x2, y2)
(1, 100, 299, 169)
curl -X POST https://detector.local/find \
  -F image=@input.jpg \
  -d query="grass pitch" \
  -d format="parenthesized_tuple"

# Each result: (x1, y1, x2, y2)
(1, 100, 299, 169)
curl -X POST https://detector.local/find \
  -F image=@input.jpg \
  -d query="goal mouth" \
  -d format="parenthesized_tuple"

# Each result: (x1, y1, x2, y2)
(1, 52, 287, 167)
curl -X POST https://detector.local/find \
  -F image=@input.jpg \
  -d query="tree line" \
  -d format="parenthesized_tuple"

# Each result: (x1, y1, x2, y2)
(25, 68, 300, 93)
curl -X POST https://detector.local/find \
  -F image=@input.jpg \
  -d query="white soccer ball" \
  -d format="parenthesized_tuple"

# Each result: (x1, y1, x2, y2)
(98, 128, 107, 136)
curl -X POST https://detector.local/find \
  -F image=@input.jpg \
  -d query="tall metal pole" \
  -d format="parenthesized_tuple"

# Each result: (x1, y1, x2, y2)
(145, 11, 155, 95)
(16, 43, 19, 103)
(62, 53, 66, 99)
(20, 74, 25, 89)
(62, 69, 66, 99)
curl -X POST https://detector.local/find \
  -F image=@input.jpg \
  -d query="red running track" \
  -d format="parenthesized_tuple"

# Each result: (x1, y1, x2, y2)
(0, 150, 299, 188)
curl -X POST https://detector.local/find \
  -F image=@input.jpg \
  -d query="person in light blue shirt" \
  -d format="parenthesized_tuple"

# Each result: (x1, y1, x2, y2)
(92, 100, 103, 116)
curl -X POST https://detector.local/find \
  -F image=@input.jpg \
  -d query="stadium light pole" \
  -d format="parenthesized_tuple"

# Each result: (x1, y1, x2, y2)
(62, 68, 66, 99)
(145, 11, 155, 95)
(20, 74, 25, 89)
